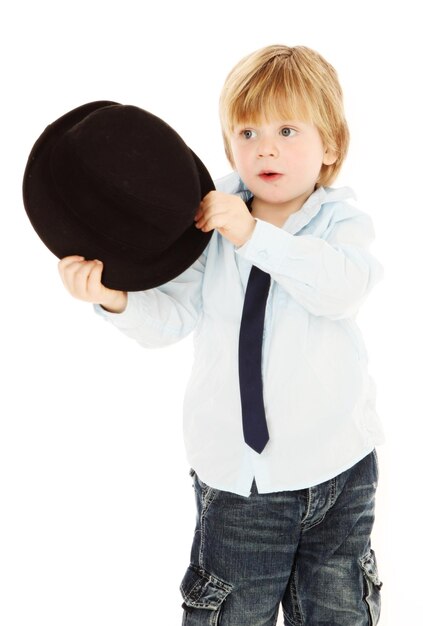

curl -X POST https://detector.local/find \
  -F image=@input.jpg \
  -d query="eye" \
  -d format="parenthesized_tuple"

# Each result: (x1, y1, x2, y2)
(280, 127, 297, 137)
(241, 129, 256, 139)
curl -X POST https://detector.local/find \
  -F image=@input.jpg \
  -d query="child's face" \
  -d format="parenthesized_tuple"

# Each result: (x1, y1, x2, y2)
(230, 118, 336, 212)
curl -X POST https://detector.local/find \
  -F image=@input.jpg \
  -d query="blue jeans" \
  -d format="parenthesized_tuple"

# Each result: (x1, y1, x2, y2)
(180, 451, 382, 625)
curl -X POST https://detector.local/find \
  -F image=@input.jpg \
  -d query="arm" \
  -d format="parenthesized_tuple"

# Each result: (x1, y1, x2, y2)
(58, 254, 206, 348)
(236, 213, 383, 319)
(195, 191, 383, 320)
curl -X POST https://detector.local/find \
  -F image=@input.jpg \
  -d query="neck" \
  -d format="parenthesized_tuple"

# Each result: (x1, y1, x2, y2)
(250, 194, 309, 228)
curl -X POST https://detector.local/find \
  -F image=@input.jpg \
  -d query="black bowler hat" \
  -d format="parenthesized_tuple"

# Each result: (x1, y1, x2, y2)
(22, 101, 214, 291)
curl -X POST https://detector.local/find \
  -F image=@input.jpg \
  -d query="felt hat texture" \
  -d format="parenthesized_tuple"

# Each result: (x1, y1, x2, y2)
(23, 101, 215, 291)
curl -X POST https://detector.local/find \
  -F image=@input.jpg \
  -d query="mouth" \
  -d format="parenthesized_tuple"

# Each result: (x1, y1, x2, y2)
(258, 170, 283, 182)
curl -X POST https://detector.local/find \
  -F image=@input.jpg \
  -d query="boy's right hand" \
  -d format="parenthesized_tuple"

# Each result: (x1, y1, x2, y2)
(58, 256, 128, 313)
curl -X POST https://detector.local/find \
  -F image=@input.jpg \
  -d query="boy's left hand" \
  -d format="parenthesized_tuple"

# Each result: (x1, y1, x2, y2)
(194, 191, 256, 247)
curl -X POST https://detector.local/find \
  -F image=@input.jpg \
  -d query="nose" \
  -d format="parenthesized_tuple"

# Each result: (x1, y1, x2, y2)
(257, 136, 279, 158)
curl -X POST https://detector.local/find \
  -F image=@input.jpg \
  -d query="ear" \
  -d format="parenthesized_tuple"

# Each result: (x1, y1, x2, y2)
(322, 146, 337, 166)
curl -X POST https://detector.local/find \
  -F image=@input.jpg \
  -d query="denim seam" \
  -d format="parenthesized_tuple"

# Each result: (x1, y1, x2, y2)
(199, 485, 217, 569)
(301, 478, 338, 532)
(329, 476, 337, 507)
(212, 608, 222, 626)
(286, 562, 304, 625)
(283, 611, 297, 626)
(301, 487, 325, 532)
(359, 552, 382, 626)
(301, 488, 312, 526)
(361, 574, 374, 626)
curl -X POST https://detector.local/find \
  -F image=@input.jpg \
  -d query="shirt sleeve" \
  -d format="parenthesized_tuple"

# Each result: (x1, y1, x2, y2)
(94, 251, 206, 348)
(235, 211, 383, 320)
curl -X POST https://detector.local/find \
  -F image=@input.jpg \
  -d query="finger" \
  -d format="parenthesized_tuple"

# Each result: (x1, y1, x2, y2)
(58, 260, 86, 290)
(197, 204, 228, 230)
(195, 203, 216, 228)
(195, 214, 210, 230)
(59, 258, 91, 287)
(58, 255, 85, 279)
(86, 260, 105, 297)
(199, 190, 215, 204)
(71, 260, 98, 298)
(194, 193, 214, 220)
(199, 214, 227, 233)
(58, 255, 85, 271)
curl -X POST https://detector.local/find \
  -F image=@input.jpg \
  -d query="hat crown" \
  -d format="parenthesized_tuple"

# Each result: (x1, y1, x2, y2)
(50, 105, 201, 256)
(23, 100, 214, 290)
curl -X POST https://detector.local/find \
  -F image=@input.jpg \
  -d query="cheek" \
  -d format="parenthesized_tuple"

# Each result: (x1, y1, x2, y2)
(230, 145, 251, 175)
(293, 144, 325, 174)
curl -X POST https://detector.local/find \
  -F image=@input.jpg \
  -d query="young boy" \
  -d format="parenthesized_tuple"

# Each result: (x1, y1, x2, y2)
(59, 45, 384, 625)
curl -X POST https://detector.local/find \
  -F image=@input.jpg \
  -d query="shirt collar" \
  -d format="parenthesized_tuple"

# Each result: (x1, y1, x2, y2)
(286, 185, 356, 233)
(214, 172, 356, 234)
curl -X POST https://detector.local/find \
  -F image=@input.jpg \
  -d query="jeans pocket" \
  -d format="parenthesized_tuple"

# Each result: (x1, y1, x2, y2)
(180, 564, 233, 618)
(360, 549, 382, 624)
(191, 471, 218, 510)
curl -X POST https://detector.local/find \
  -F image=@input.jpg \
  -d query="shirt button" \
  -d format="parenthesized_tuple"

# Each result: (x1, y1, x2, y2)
(258, 250, 268, 260)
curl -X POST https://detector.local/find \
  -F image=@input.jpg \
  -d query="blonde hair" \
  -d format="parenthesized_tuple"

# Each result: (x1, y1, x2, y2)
(219, 45, 349, 187)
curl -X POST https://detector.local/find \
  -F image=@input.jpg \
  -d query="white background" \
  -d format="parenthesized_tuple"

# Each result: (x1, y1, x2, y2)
(1, 1, 421, 624)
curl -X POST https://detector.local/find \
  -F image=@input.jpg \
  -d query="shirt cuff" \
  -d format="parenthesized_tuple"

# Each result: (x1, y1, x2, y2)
(235, 218, 293, 273)
(93, 292, 149, 330)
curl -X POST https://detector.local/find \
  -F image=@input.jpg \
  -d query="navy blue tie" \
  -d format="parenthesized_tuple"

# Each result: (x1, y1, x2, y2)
(238, 261, 271, 454)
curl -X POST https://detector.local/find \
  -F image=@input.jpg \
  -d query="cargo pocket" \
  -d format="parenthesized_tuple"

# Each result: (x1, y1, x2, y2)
(180, 564, 233, 624)
(360, 549, 382, 625)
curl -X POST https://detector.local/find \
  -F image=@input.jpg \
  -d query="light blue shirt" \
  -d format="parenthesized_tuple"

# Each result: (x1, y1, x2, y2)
(96, 172, 384, 496)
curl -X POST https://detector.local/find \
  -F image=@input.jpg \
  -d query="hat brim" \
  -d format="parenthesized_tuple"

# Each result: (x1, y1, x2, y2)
(23, 101, 214, 291)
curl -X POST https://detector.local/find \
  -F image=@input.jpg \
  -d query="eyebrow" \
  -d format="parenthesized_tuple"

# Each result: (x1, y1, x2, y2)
(233, 119, 307, 129)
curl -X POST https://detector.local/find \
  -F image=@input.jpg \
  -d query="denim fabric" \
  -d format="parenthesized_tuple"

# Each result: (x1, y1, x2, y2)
(180, 451, 382, 625)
